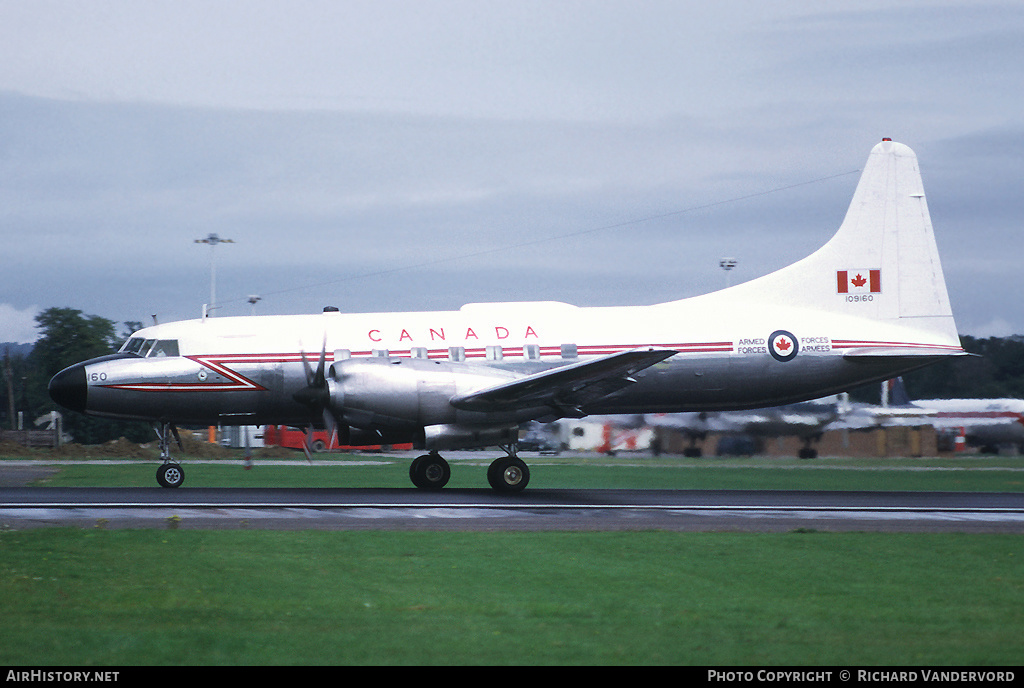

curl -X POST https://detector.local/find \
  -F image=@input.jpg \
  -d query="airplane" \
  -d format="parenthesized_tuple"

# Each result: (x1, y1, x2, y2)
(645, 401, 846, 459)
(48, 138, 967, 491)
(828, 378, 1023, 455)
(643, 379, 939, 458)
(907, 397, 1024, 454)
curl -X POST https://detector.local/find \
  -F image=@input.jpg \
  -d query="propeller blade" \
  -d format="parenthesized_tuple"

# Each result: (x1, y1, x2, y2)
(294, 336, 331, 408)
(296, 335, 335, 459)
(301, 425, 314, 464)
(169, 424, 184, 452)
(322, 408, 339, 450)
(315, 339, 327, 387)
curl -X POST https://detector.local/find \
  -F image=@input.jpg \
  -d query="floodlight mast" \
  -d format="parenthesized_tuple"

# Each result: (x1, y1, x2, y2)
(194, 233, 235, 316)
(719, 257, 737, 287)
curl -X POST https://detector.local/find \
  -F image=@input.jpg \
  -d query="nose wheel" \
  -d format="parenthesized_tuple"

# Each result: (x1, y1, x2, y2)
(157, 462, 185, 488)
(154, 422, 185, 488)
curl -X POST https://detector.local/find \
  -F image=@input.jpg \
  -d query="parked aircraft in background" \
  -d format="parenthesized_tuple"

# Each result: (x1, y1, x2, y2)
(910, 397, 1024, 454)
(49, 139, 966, 490)
(644, 379, 938, 458)
(646, 402, 843, 458)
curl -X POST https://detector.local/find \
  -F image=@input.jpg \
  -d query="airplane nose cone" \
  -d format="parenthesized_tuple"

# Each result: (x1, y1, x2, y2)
(49, 364, 88, 413)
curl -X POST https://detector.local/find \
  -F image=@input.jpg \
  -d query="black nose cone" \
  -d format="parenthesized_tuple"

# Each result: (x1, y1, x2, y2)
(49, 364, 88, 413)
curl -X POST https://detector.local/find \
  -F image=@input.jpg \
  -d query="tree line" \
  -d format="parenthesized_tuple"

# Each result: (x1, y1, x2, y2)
(4, 307, 1024, 445)
(3, 307, 147, 444)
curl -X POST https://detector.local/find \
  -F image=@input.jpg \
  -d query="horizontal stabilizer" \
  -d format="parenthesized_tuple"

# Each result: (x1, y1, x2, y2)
(451, 348, 676, 414)
(841, 346, 972, 359)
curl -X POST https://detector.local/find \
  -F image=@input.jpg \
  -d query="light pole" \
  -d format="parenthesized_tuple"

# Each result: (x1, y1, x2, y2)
(194, 233, 235, 316)
(719, 257, 737, 288)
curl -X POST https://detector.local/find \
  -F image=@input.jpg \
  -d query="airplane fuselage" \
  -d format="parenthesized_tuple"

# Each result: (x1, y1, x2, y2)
(55, 297, 960, 435)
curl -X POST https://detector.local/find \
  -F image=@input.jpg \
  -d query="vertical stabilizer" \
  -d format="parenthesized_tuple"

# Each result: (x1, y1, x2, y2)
(709, 139, 959, 344)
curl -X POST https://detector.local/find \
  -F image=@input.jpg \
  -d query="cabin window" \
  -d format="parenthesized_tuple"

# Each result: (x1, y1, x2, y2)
(560, 343, 578, 359)
(525, 344, 541, 360)
(448, 347, 465, 362)
(411, 347, 429, 359)
(485, 345, 503, 361)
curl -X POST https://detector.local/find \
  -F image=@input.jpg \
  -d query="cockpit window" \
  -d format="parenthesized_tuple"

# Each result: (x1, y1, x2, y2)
(120, 338, 179, 357)
(148, 340, 180, 358)
(120, 338, 146, 355)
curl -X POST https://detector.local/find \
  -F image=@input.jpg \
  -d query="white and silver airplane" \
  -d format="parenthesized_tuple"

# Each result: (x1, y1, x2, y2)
(643, 379, 940, 459)
(910, 398, 1024, 454)
(49, 139, 967, 491)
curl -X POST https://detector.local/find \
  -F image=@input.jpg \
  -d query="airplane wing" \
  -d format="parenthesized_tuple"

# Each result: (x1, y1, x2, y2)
(450, 348, 676, 417)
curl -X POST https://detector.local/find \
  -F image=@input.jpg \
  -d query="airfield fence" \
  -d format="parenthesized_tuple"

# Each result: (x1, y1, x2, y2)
(0, 428, 59, 449)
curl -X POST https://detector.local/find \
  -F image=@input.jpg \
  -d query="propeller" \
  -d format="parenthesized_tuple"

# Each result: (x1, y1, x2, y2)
(292, 338, 340, 459)
(169, 424, 185, 452)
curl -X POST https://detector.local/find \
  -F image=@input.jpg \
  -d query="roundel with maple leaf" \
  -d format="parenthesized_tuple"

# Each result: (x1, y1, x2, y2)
(768, 330, 799, 362)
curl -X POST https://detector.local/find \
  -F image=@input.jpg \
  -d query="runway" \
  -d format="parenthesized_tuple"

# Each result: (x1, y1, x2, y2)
(3, 485, 1024, 532)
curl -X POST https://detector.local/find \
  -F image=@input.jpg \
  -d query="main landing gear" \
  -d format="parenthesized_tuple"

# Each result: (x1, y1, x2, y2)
(154, 422, 185, 488)
(409, 452, 451, 490)
(408, 445, 530, 493)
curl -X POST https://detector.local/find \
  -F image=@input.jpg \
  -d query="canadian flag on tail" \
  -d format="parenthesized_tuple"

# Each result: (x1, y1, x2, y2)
(837, 269, 881, 294)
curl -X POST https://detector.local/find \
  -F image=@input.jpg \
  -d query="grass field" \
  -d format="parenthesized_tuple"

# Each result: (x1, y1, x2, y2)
(1, 529, 1022, 665)
(2, 449, 1023, 665)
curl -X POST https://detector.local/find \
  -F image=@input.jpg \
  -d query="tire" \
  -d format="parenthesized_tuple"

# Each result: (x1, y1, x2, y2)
(487, 456, 530, 493)
(410, 454, 450, 490)
(157, 463, 184, 488)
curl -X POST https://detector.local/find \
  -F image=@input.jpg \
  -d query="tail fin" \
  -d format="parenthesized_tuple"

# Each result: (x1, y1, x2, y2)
(884, 377, 912, 407)
(708, 139, 960, 345)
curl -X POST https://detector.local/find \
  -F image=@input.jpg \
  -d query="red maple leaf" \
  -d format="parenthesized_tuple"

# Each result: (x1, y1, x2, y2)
(850, 273, 867, 288)
(775, 338, 792, 352)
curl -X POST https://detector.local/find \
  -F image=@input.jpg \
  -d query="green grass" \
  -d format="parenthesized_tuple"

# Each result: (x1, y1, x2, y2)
(1, 529, 1022, 665)
(3, 451, 1024, 665)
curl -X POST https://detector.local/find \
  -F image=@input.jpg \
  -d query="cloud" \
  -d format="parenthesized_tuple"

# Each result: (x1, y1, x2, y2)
(0, 304, 40, 345)
(0, 3, 1021, 336)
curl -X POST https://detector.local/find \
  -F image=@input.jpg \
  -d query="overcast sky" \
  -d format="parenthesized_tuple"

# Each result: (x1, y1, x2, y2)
(2, 0, 1022, 344)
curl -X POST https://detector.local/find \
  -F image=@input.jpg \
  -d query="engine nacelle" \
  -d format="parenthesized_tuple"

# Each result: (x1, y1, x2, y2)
(327, 357, 519, 431)
(422, 423, 518, 451)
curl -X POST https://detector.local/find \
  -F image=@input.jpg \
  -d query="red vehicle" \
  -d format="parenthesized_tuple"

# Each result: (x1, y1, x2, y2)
(262, 425, 412, 453)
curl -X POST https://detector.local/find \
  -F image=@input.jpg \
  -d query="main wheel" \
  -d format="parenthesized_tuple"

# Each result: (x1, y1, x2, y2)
(157, 463, 184, 488)
(409, 454, 451, 490)
(487, 456, 530, 493)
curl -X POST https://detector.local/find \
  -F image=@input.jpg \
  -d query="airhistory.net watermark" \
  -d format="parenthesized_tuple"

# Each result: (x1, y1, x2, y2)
(6, 671, 119, 683)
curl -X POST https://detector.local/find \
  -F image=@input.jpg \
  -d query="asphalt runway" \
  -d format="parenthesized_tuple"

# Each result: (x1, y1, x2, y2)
(3, 484, 1024, 532)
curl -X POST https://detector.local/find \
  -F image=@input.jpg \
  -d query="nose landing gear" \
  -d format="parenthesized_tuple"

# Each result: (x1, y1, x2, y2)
(154, 422, 185, 488)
